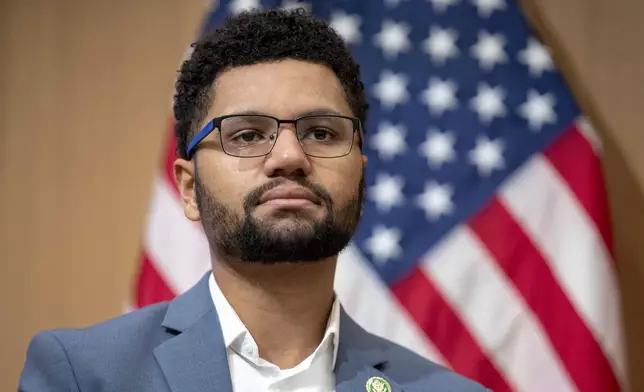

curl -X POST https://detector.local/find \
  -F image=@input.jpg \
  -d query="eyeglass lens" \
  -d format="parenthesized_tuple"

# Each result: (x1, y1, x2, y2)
(219, 115, 355, 157)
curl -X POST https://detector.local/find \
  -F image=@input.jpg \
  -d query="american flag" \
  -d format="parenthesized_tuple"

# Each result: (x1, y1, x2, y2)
(133, 0, 628, 391)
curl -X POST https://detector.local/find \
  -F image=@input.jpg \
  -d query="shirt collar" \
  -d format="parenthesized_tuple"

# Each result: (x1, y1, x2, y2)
(325, 293, 341, 369)
(208, 272, 341, 368)
(208, 272, 249, 350)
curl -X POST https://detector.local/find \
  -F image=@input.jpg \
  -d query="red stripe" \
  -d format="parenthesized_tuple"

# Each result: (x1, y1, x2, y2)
(132, 120, 180, 309)
(543, 125, 614, 255)
(135, 252, 177, 308)
(470, 198, 621, 392)
(391, 268, 513, 392)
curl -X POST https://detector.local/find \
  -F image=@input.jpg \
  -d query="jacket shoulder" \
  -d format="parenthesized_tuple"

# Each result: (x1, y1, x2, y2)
(20, 302, 171, 391)
(373, 334, 491, 391)
(53, 301, 170, 347)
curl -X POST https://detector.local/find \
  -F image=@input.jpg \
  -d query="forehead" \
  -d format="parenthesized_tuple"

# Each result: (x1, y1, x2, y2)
(207, 59, 353, 119)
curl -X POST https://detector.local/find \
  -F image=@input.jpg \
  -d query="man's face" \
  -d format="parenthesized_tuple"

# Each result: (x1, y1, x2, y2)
(175, 59, 366, 263)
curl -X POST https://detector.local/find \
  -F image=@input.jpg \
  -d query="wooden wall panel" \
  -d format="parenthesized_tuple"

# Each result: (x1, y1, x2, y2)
(0, 1, 207, 389)
(1, 0, 642, 390)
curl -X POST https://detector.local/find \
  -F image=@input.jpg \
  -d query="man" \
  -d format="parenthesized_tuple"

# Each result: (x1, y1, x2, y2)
(20, 9, 490, 392)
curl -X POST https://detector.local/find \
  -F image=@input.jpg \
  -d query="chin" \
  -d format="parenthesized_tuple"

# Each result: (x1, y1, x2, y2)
(263, 218, 319, 235)
(256, 208, 326, 222)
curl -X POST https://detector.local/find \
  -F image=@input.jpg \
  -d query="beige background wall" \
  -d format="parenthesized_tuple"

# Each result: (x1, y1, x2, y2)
(1, 0, 642, 390)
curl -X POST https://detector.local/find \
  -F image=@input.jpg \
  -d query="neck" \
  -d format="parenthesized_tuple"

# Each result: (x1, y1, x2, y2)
(212, 255, 337, 369)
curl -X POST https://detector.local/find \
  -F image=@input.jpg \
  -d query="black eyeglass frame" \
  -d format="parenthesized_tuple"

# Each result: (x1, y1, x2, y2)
(185, 114, 363, 159)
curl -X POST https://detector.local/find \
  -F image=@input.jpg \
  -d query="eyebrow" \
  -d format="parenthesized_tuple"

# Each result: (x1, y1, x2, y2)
(229, 108, 346, 118)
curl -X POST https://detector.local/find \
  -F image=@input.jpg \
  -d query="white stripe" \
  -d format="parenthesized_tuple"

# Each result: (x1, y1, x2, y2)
(335, 243, 447, 366)
(122, 302, 135, 314)
(575, 116, 602, 153)
(335, 243, 446, 366)
(422, 226, 577, 392)
(144, 176, 212, 294)
(500, 154, 626, 386)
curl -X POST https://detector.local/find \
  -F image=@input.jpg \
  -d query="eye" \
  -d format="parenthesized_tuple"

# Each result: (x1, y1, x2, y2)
(303, 128, 334, 141)
(233, 130, 263, 143)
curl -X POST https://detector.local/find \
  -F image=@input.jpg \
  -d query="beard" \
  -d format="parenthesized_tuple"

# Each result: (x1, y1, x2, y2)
(194, 172, 364, 264)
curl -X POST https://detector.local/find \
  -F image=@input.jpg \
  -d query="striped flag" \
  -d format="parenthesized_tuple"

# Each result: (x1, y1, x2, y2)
(133, 1, 628, 391)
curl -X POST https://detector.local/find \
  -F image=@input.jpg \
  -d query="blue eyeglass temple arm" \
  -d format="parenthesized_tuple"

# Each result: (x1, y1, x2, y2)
(186, 120, 215, 158)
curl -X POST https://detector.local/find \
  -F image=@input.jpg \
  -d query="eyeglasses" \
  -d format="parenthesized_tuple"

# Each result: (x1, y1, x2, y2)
(186, 114, 362, 159)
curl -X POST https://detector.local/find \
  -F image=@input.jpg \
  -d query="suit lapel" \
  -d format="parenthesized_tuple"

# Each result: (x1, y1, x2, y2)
(334, 309, 405, 392)
(153, 272, 234, 392)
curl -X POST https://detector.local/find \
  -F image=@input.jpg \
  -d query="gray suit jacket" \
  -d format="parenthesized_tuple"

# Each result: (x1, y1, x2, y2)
(19, 272, 490, 392)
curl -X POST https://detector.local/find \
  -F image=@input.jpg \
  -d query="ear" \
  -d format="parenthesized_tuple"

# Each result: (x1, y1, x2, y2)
(360, 155, 368, 218)
(174, 158, 201, 222)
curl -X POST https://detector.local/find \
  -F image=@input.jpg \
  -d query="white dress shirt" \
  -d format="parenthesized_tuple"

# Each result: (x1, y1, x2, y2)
(208, 273, 340, 392)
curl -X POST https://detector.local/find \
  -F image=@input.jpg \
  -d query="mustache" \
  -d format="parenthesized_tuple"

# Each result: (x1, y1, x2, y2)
(243, 177, 334, 213)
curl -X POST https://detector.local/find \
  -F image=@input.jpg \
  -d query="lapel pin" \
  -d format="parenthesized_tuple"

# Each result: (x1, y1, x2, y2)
(365, 376, 391, 392)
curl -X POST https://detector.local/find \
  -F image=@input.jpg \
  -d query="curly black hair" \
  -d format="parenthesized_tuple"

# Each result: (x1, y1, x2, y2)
(172, 7, 369, 160)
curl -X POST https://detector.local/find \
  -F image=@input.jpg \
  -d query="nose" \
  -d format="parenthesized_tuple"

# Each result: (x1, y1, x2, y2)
(262, 127, 312, 178)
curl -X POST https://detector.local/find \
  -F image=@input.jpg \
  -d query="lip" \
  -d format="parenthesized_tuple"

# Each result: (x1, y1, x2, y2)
(258, 186, 320, 206)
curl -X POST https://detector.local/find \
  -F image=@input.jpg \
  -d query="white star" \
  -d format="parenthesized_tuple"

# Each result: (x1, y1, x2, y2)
(428, 0, 460, 13)
(418, 128, 457, 168)
(518, 90, 557, 131)
(468, 135, 505, 176)
(373, 70, 410, 109)
(416, 181, 455, 221)
(329, 10, 361, 45)
(280, 0, 312, 12)
(470, 31, 508, 71)
(419, 77, 459, 116)
(365, 225, 403, 264)
(469, 83, 506, 123)
(373, 20, 412, 59)
(282, 0, 313, 14)
(229, 0, 260, 14)
(370, 122, 407, 160)
(423, 26, 459, 64)
(471, 0, 506, 18)
(369, 173, 406, 213)
(385, 0, 409, 7)
(518, 38, 554, 77)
